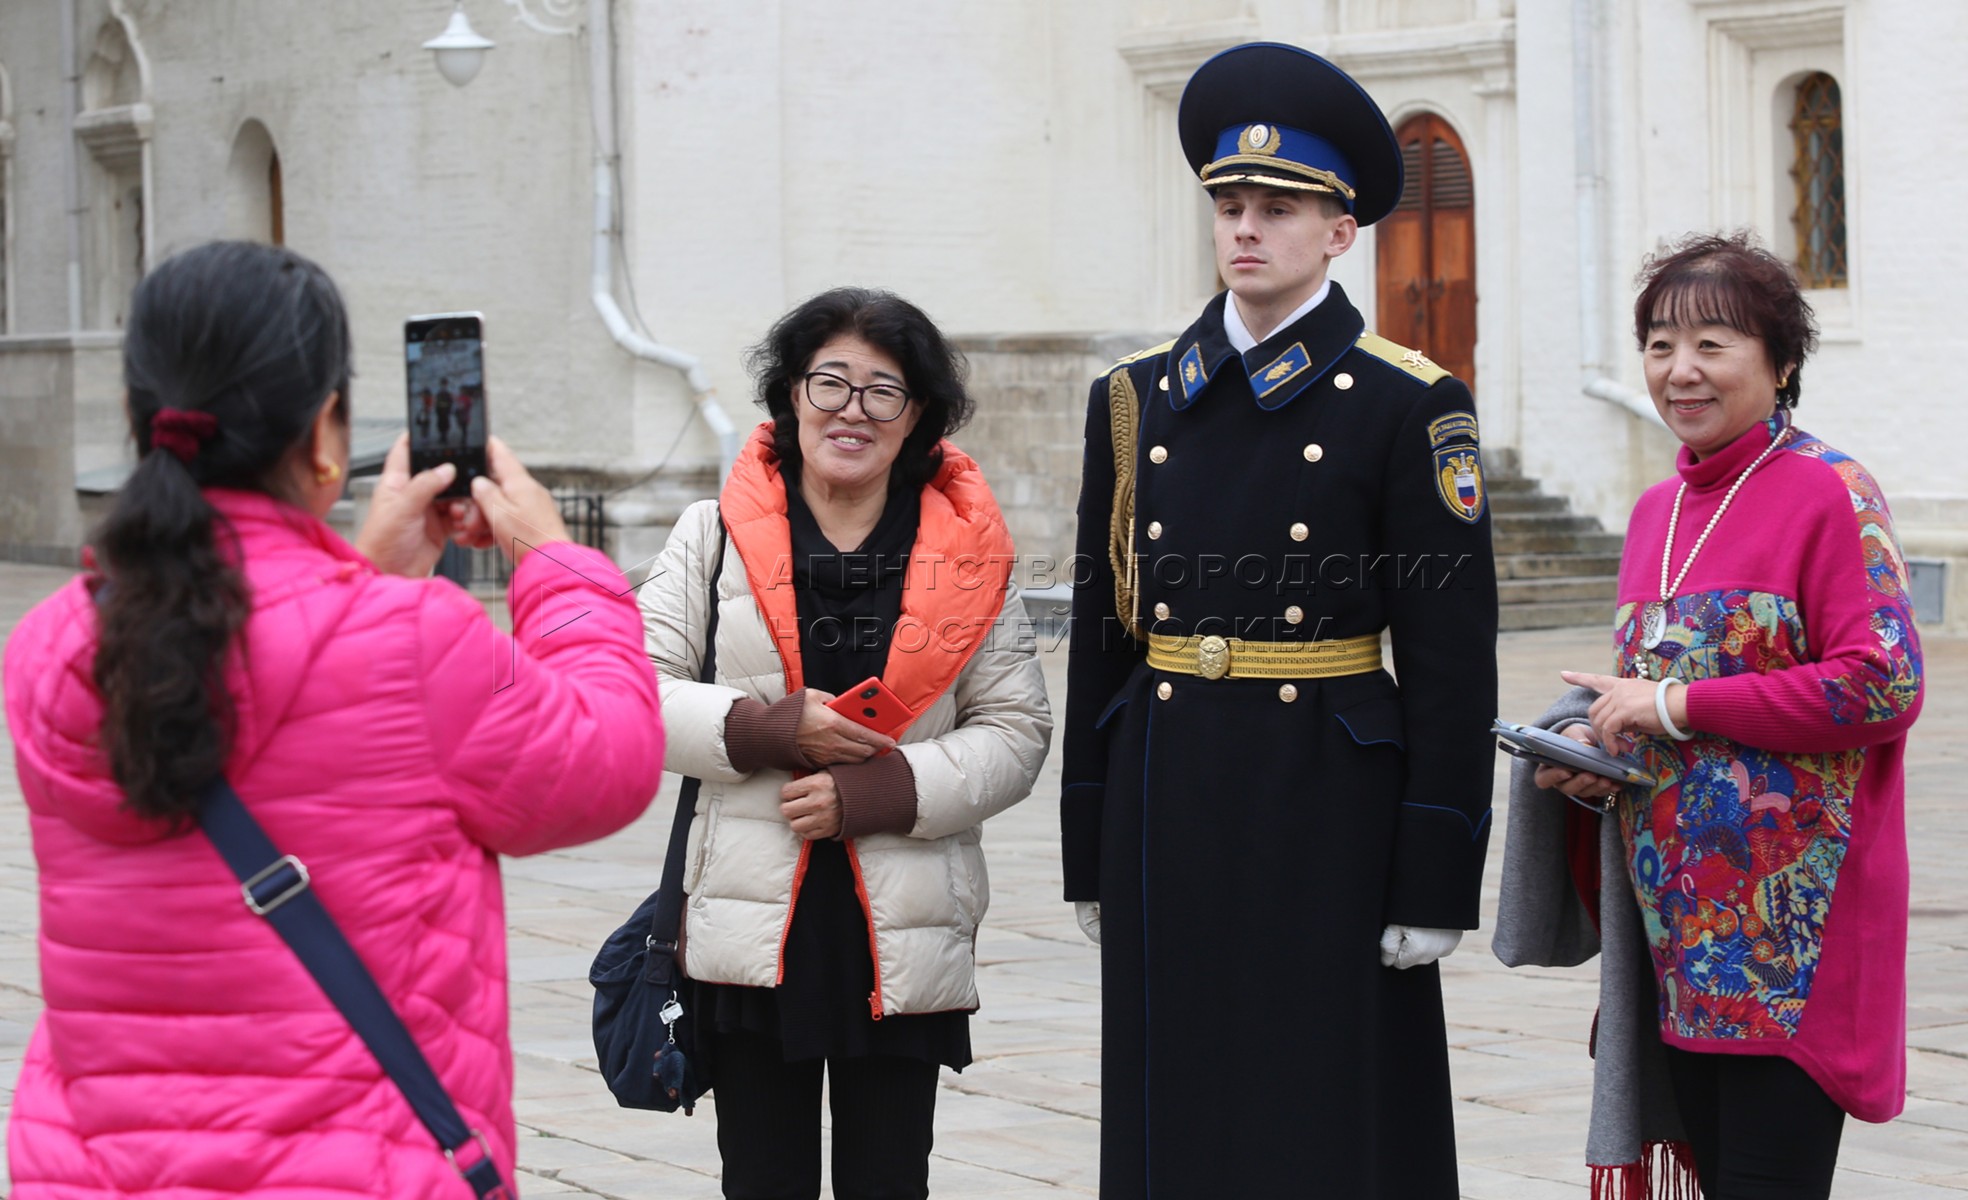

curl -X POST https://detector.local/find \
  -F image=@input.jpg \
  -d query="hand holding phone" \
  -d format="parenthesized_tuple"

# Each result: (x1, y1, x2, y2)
(826, 677, 914, 749)
(1493, 719, 1656, 788)
(796, 682, 904, 764)
(352, 432, 461, 578)
(464, 437, 570, 566)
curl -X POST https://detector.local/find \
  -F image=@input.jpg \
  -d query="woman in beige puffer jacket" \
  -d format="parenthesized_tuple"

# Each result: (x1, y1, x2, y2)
(641, 491, 1050, 1014)
(636, 287, 1051, 1200)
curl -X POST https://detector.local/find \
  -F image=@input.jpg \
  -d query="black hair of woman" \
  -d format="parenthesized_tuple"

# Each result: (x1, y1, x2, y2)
(747, 287, 975, 493)
(92, 239, 354, 823)
(1633, 230, 1819, 410)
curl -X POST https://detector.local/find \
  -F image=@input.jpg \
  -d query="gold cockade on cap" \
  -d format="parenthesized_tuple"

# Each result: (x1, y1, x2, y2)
(1238, 124, 1284, 156)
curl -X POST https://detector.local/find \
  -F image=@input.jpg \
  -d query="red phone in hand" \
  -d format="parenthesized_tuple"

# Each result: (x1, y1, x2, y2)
(826, 677, 913, 752)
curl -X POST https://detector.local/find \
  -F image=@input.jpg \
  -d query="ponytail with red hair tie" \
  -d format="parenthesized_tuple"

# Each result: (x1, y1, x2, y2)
(150, 408, 219, 463)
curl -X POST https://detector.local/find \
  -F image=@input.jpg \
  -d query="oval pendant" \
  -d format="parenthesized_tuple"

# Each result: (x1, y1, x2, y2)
(1641, 601, 1668, 650)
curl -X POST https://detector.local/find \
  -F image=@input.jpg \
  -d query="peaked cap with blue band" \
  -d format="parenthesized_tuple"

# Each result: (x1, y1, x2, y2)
(1178, 42, 1404, 228)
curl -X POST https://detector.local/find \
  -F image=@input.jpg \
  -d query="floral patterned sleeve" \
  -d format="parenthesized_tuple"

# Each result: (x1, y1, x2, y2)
(1682, 446, 1923, 753)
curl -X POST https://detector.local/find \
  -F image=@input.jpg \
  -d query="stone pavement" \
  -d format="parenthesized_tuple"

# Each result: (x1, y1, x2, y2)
(0, 558, 1962, 1197)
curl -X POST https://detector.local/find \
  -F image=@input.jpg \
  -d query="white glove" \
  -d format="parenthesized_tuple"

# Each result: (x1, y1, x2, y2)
(1378, 924, 1462, 969)
(1075, 900, 1102, 946)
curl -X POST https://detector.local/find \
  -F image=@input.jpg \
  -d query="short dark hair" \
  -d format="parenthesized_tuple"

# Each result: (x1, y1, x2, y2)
(1633, 230, 1819, 409)
(747, 287, 974, 493)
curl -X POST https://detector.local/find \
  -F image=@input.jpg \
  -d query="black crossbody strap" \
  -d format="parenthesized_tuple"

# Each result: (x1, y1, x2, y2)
(651, 508, 729, 951)
(198, 780, 514, 1198)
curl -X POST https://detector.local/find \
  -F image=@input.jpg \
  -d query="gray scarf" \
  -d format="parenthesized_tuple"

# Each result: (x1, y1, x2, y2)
(1492, 687, 1694, 1193)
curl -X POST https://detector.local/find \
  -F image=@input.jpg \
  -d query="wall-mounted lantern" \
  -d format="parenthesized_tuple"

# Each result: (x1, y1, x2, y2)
(424, 5, 495, 88)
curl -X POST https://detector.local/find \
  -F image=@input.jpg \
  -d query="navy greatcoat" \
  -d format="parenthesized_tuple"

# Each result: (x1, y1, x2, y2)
(1061, 283, 1499, 1197)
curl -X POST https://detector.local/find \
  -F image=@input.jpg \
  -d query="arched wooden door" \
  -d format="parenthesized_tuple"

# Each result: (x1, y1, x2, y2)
(1375, 114, 1477, 397)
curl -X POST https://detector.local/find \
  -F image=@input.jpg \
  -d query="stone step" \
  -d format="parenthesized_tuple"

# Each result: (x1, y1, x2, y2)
(1488, 492, 1569, 516)
(1494, 529, 1628, 556)
(1496, 551, 1625, 580)
(1491, 511, 1604, 535)
(1484, 473, 1541, 496)
(1499, 575, 1620, 606)
(1499, 599, 1615, 632)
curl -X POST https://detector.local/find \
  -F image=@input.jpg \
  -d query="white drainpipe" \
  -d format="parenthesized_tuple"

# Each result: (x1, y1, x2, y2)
(1572, 0, 1661, 427)
(586, 0, 737, 480)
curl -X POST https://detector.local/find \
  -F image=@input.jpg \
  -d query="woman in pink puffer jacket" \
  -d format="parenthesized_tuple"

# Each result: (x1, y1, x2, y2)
(2, 242, 664, 1197)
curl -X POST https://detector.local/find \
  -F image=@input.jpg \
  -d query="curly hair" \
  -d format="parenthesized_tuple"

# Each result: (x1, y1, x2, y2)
(746, 288, 974, 493)
(1633, 230, 1819, 409)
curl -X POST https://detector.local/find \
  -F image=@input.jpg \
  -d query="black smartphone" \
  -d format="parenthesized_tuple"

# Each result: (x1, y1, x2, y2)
(405, 312, 487, 499)
(1492, 720, 1656, 788)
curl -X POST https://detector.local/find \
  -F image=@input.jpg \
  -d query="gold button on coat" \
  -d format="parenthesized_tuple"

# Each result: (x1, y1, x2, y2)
(1153, 602, 1170, 620)
(1285, 605, 1304, 625)
(1147, 521, 1164, 540)
(1302, 443, 1323, 462)
(1149, 445, 1168, 464)
(1157, 681, 1173, 700)
(1289, 522, 1309, 541)
(1278, 684, 1299, 703)
(1334, 373, 1354, 390)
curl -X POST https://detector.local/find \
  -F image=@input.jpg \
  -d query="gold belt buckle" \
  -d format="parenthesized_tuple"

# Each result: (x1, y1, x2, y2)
(1196, 635, 1231, 680)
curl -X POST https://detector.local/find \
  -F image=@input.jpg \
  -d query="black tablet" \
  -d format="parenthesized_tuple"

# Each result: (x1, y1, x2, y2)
(1492, 719, 1656, 788)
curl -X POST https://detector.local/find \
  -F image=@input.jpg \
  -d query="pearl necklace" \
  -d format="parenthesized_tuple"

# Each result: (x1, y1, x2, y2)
(1641, 417, 1794, 652)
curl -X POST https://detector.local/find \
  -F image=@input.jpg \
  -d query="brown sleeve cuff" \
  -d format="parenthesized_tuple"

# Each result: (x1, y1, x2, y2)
(831, 752, 919, 840)
(725, 691, 810, 774)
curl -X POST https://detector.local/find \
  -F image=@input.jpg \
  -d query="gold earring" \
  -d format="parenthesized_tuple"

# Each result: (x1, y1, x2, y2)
(1778, 372, 1792, 389)
(316, 462, 342, 485)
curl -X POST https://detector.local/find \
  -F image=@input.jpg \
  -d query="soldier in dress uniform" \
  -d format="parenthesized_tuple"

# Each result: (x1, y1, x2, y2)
(1060, 43, 1498, 1197)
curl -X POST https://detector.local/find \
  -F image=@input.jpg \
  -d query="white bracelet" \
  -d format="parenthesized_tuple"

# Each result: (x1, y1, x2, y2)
(1655, 677, 1693, 742)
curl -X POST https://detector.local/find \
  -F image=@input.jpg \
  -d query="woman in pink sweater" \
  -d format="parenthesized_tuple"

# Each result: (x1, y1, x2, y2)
(1541, 232, 1922, 1199)
(2, 242, 665, 1197)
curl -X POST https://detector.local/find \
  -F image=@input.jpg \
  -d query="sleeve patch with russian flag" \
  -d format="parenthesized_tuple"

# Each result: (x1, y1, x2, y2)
(1433, 445, 1486, 523)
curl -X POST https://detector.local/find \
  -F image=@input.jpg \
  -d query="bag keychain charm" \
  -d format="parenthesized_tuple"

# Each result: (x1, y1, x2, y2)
(651, 995, 693, 1113)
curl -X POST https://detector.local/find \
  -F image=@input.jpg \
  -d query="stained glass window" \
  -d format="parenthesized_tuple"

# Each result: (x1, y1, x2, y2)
(1789, 72, 1847, 289)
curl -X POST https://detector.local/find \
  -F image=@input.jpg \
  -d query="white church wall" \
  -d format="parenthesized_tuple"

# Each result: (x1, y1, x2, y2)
(1508, 0, 1968, 627)
(1504, 0, 1633, 530)
(0, 1, 638, 464)
(614, 0, 1220, 460)
(615, 0, 789, 465)
(1, 4, 87, 338)
(1833, 1, 1968, 626)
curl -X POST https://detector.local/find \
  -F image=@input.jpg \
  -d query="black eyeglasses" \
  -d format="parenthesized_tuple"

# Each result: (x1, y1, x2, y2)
(800, 371, 913, 422)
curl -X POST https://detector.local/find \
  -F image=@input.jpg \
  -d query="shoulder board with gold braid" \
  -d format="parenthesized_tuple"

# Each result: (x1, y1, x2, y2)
(1103, 340, 1170, 640)
(1355, 331, 1452, 385)
(1105, 338, 1176, 375)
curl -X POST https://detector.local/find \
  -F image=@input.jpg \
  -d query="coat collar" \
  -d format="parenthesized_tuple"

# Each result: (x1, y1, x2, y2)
(718, 423, 1015, 724)
(1165, 281, 1366, 412)
(203, 488, 374, 593)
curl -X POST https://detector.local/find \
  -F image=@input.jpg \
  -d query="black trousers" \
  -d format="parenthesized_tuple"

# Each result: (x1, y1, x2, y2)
(1664, 1047, 1847, 1200)
(708, 1028, 940, 1200)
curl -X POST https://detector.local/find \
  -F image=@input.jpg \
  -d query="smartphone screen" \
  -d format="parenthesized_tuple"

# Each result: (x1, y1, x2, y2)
(405, 312, 487, 498)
